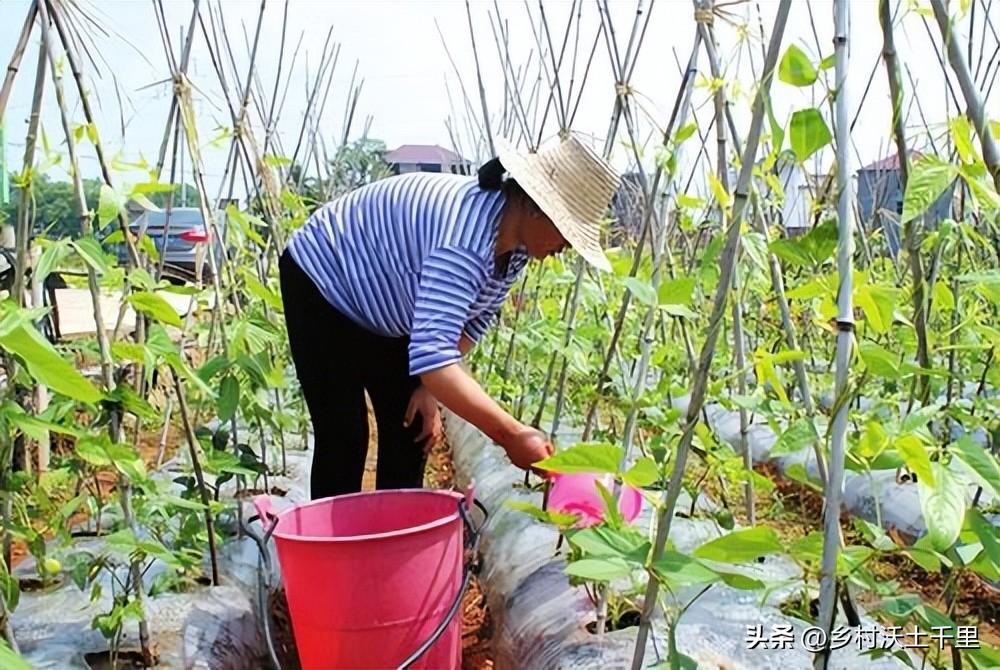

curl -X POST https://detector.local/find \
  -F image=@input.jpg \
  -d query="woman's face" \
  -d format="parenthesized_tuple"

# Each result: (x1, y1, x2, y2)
(519, 206, 569, 260)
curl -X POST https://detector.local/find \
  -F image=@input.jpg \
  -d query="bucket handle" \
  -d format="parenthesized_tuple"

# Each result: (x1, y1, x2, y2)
(242, 496, 285, 670)
(396, 491, 488, 670)
(244, 490, 489, 670)
(252, 495, 280, 543)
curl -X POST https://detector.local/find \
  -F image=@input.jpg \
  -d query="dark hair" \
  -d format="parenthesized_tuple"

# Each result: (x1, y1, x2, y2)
(477, 157, 506, 190)
(478, 156, 533, 206)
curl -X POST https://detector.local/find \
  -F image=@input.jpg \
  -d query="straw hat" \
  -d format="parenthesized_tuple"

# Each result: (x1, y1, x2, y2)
(496, 134, 621, 272)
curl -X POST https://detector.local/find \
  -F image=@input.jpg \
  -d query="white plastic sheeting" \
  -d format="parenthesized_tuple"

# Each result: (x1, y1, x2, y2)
(11, 444, 315, 669)
(673, 395, 997, 544)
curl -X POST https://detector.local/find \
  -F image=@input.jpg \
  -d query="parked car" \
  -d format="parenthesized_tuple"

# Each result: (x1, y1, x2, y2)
(117, 207, 227, 284)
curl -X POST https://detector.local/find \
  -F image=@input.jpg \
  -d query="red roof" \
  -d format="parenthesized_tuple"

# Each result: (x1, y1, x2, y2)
(861, 150, 924, 171)
(384, 144, 466, 164)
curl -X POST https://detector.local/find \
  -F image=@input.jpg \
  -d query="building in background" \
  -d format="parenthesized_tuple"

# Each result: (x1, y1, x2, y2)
(384, 144, 471, 175)
(727, 152, 813, 237)
(856, 151, 954, 256)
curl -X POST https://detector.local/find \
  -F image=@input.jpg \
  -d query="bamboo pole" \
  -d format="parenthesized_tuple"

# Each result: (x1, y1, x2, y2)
(11, 42, 46, 312)
(581, 32, 702, 440)
(29, 246, 50, 473)
(3, 27, 46, 578)
(697, 11, 829, 488)
(699, 0, 753, 523)
(630, 4, 792, 666)
(879, 0, 931, 408)
(34, 1, 154, 662)
(466, 0, 496, 155)
(814, 2, 856, 666)
(0, 1, 38, 121)
(930, 0, 1000, 192)
(44, 0, 139, 269)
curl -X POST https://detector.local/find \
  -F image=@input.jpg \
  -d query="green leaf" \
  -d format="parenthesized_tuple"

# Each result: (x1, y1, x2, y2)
(651, 551, 721, 588)
(0, 559, 19, 611)
(717, 571, 766, 590)
(0, 324, 103, 403)
(764, 94, 785, 152)
(0, 640, 32, 670)
(693, 527, 783, 564)
(950, 116, 977, 164)
(901, 404, 940, 433)
(965, 645, 1000, 670)
(97, 184, 125, 229)
(961, 167, 1000, 212)
(674, 122, 698, 144)
(859, 342, 900, 377)
(658, 277, 696, 306)
(111, 341, 146, 364)
(919, 463, 966, 551)
(128, 291, 182, 327)
(197, 355, 231, 383)
(75, 438, 111, 466)
(505, 501, 579, 527)
(708, 173, 732, 208)
(35, 238, 72, 283)
(131, 181, 177, 194)
(771, 418, 820, 456)
(661, 303, 698, 319)
(854, 284, 898, 334)
(217, 375, 240, 423)
(901, 156, 957, 223)
(160, 494, 207, 512)
(567, 525, 650, 562)
(952, 435, 1000, 497)
(676, 194, 704, 209)
(623, 457, 659, 487)
(768, 238, 813, 267)
(623, 277, 656, 307)
(0, 301, 46, 338)
(789, 530, 823, 565)
(71, 236, 111, 275)
(778, 44, 818, 87)
(106, 443, 147, 481)
(789, 108, 832, 162)
(968, 509, 1000, 568)
(819, 54, 836, 70)
(535, 443, 623, 475)
(786, 275, 834, 300)
(8, 410, 83, 442)
(895, 434, 934, 485)
(241, 272, 283, 311)
(564, 557, 631, 582)
(856, 422, 889, 461)
(742, 232, 770, 274)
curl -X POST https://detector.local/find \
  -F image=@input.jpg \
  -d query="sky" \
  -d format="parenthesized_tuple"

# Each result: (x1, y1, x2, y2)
(1, 0, 997, 202)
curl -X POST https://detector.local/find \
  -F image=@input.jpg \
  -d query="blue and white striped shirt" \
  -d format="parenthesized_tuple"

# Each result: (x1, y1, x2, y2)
(287, 172, 528, 376)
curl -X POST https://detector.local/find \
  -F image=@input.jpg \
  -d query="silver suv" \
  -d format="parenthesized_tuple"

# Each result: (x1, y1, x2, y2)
(119, 208, 227, 284)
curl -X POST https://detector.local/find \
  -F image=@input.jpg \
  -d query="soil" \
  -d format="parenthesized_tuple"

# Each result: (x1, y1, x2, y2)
(586, 609, 642, 634)
(84, 649, 157, 670)
(234, 486, 289, 499)
(268, 587, 300, 670)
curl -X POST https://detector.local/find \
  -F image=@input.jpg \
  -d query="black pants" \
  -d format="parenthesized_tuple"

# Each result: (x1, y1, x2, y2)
(279, 249, 427, 499)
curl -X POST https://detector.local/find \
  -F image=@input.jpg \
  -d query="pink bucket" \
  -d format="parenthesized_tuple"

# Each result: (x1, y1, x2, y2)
(254, 489, 481, 669)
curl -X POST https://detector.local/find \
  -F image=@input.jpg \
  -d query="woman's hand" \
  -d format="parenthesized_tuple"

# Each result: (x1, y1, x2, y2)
(500, 426, 554, 475)
(404, 385, 443, 454)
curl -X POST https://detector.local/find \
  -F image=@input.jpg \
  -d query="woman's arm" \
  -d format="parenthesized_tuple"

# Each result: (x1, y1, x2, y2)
(420, 363, 552, 470)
